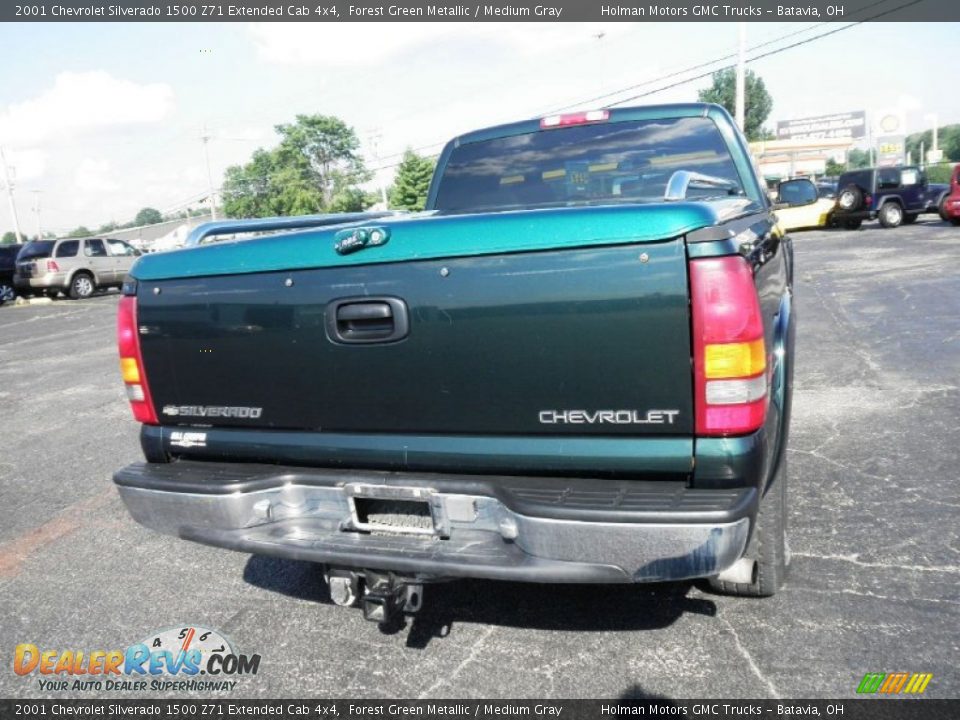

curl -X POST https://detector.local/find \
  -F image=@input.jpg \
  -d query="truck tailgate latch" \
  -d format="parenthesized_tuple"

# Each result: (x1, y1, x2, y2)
(334, 227, 391, 255)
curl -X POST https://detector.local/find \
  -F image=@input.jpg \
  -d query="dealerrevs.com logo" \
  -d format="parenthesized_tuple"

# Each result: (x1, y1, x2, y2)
(14, 626, 260, 693)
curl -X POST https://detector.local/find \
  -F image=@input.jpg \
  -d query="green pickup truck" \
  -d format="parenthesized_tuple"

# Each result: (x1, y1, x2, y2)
(114, 103, 799, 623)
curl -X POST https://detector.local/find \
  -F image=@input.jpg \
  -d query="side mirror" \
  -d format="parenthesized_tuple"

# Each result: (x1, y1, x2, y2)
(775, 178, 818, 208)
(134, 249, 142, 256)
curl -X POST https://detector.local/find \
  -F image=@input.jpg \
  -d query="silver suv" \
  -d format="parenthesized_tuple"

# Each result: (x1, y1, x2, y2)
(14, 237, 141, 300)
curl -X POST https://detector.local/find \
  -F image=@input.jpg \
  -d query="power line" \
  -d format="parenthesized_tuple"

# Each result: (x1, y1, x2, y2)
(608, 0, 924, 108)
(364, 0, 921, 175)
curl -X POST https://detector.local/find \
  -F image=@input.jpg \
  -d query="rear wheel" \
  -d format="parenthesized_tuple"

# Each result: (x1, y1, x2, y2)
(844, 218, 863, 230)
(878, 202, 903, 228)
(68, 273, 95, 300)
(708, 457, 789, 598)
(902, 212, 919, 225)
(0, 282, 15, 305)
(952, 218, 960, 227)
(939, 197, 950, 222)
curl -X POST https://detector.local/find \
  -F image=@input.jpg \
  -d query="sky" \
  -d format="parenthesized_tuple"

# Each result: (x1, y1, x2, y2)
(1, 21, 958, 235)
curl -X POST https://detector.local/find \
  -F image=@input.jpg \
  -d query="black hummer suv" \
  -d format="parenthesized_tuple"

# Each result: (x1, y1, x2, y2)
(833, 165, 932, 230)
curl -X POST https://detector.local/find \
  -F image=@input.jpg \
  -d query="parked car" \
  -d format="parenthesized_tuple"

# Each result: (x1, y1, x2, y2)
(113, 103, 798, 621)
(833, 165, 930, 229)
(816, 180, 838, 200)
(773, 177, 836, 231)
(924, 181, 950, 218)
(942, 163, 960, 225)
(14, 237, 141, 299)
(0, 243, 25, 305)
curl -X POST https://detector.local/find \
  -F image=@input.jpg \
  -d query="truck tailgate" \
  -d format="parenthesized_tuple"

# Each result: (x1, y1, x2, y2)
(137, 239, 693, 437)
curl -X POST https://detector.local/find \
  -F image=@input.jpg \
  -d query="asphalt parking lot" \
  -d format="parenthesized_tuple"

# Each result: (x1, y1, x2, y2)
(1, 219, 958, 700)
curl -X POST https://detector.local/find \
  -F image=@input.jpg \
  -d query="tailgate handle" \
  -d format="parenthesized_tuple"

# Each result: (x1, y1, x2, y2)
(328, 297, 409, 344)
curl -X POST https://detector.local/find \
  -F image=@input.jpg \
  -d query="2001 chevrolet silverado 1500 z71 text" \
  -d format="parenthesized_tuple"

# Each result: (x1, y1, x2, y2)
(114, 104, 798, 622)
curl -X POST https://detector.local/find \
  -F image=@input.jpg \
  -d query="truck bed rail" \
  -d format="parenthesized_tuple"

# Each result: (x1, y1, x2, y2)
(185, 211, 400, 247)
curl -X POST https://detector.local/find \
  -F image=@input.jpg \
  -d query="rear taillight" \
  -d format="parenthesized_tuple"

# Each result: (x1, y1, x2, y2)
(865, 195, 873, 206)
(46, 260, 59, 272)
(690, 256, 768, 436)
(117, 295, 157, 424)
(540, 110, 609, 129)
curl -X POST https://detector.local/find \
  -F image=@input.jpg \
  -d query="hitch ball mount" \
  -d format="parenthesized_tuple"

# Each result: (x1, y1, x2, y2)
(325, 569, 425, 626)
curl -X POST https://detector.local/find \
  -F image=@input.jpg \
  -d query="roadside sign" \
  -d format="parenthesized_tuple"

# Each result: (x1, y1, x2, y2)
(926, 149, 944, 164)
(877, 137, 906, 167)
(776, 111, 866, 141)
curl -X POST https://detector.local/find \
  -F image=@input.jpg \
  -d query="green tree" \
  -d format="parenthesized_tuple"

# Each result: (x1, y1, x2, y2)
(698, 68, 773, 142)
(389, 150, 436, 211)
(847, 149, 871, 169)
(134, 207, 163, 226)
(2, 231, 19, 244)
(98, 221, 119, 233)
(222, 114, 371, 219)
(824, 158, 845, 176)
(274, 114, 369, 205)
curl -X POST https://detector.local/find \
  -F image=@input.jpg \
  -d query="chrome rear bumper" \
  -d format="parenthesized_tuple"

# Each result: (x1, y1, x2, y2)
(115, 461, 754, 584)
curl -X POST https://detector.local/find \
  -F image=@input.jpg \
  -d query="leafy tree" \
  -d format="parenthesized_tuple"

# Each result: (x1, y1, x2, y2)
(906, 124, 960, 165)
(824, 158, 845, 176)
(67, 226, 92, 238)
(389, 150, 436, 211)
(98, 221, 119, 233)
(134, 207, 163, 226)
(223, 148, 325, 218)
(698, 68, 773, 142)
(328, 187, 370, 213)
(846, 149, 871, 170)
(222, 114, 371, 219)
(2, 231, 19, 244)
(274, 114, 369, 205)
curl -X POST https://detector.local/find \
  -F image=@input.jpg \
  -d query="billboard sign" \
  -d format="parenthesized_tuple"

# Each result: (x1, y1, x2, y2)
(776, 111, 866, 141)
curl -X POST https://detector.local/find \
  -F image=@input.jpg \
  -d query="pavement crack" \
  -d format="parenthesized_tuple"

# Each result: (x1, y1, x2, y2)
(792, 551, 960, 575)
(417, 625, 495, 698)
(720, 616, 781, 699)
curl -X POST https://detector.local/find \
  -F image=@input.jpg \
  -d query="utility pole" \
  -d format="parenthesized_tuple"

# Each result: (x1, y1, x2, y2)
(735, 23, 746, 133)
(593, 31, 607, 93)
(367, 129, 389, 209)
(201, 124, 218, 220)
(924, 113, 939, 163)
(0, 146, 24, 243)
(30, 190, 42, 239)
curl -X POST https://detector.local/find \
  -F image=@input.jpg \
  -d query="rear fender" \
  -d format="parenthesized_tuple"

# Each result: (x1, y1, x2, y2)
(769, 288, 795, 479)
(67, 267, 98, 288)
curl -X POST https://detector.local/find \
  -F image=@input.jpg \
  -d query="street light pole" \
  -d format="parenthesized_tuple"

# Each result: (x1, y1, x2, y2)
(735, 23, 746, 133)
(367, 129, 388, 208)
(0, 146, 24, 244)
(201, 125, 218, 220)
(31, 190, 42, 239)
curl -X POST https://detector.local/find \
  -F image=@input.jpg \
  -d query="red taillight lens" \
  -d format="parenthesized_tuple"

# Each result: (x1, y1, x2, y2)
(46, 260, 59, 272)
(690, 256, 768, 436)
(117, 295, 157, 424)
(540, 110, 609, 129)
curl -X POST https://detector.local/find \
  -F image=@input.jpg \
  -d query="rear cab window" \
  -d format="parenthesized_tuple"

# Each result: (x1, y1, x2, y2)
(17, 240, 55, 261)
(434, 116, 745, 214)
(877, 168, 900, 190)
